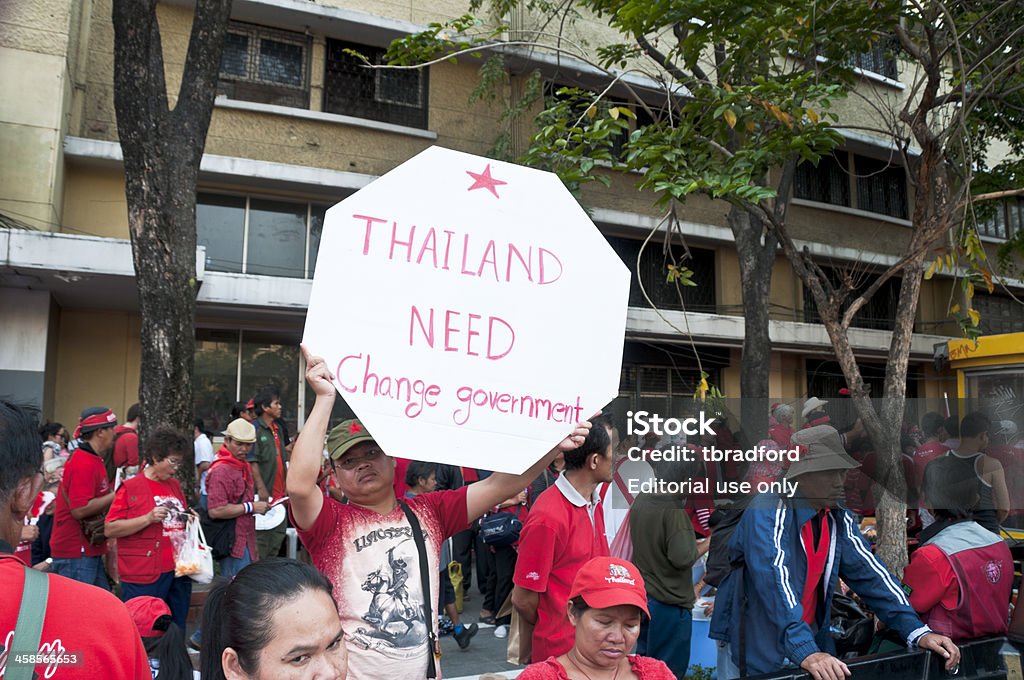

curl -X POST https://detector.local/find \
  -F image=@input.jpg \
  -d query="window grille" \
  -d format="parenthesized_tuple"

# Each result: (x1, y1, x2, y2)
(855, 155, 908, 219)
(543, 82, 633, 158)
(324, 39, 428, 129)
(793, 151, 908, 219)
(802, 266, 901, 331)
(806, 359, 919, 427)
(847, 38, 899, 80)
(638, 366, 670, 394)
(975, 294, 1024, 334)
(606, 236, 717, 313)
(218, 22, 310, 109)
(794, 151, 850, 206)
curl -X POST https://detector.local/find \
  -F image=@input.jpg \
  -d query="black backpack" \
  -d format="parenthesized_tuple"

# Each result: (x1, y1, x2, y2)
(703, 495, 752, 588)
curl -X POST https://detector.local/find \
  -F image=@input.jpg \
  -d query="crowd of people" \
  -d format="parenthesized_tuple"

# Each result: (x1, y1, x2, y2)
(2, 371, 1021, 679)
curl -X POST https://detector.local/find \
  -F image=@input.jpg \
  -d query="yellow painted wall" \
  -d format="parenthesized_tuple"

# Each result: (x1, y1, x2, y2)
(53, 309, 141, 429)
(770, 257, 802, 323)
(0, 0, 81, 231)
(722, 349, 742, 396)
(917, 278, 959, 336)
(716, 249, 742, 314)
(61, 165, 129, 238)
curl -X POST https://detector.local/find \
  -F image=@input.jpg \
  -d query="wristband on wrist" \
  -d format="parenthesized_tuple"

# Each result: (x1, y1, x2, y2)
(244, 502, 253, 515)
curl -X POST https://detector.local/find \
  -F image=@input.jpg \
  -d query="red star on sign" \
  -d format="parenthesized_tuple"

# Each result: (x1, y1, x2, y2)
(348, 422, 363, 434)
(466, 164, 507, 198)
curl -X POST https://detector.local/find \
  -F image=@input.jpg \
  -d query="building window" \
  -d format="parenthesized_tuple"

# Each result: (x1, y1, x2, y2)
(847, 39, 899, 80)
(194, 328, 356, 437)
(543, 82, 644, 159)
(974, 294, 1024, 334)
(605, 236, 716, 313)
(793, 151, 908, 219)
(803, 265, 901, 331)
(218, 22, 310, 109)
(323, 39, 428, 129)
(607, 341, 730, 440)
(197, 192, 332, 278)
(855, 155, 908, 219)
(977, 197, 1023, 241)
(794, 151, 850, 207)
(806, 359, 919, 426)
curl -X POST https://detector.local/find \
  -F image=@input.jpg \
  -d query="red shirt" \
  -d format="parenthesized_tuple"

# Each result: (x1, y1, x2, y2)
(769, 423, 793, 449)
(0, 552, 151, 679)
(206, 450, 257, 560)
(913, 441, 949, 493)
(518, 655, 675, 680)
(106, 473, 186, 583)
(295, 487, 469, 680)
(513, 476, 610, 663)
(112, 425, 140, 467)
(50, 446, 111, 558)
(392, 457, 412, 498)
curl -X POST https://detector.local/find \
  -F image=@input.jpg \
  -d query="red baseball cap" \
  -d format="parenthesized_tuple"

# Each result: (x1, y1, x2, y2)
(125, 596, 172, 638)
(569, 557, 649, 617)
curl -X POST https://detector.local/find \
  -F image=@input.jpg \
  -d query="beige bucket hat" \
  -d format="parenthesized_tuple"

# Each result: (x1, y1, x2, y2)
(786, 425, 860, 479)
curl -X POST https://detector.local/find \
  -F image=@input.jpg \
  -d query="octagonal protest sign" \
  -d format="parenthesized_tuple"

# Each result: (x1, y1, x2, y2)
(302, 146, 629, 474)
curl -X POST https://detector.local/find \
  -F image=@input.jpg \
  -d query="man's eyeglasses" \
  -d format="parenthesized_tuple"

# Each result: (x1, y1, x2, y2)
(336, 448, 384, 470)
(165, 458, 184, 469)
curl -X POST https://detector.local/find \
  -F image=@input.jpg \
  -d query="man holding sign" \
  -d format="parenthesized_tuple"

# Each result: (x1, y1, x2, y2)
(289, 347, 594, 680)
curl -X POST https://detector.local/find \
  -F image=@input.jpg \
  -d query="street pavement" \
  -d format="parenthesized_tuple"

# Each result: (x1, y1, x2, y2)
(439, 586, 524, 680)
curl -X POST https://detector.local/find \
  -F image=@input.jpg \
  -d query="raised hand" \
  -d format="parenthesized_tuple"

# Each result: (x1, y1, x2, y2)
(301, 344, 336, 398)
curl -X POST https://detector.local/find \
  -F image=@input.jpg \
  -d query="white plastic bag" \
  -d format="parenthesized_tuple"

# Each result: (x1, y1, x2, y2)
(175, 515, 213, 584)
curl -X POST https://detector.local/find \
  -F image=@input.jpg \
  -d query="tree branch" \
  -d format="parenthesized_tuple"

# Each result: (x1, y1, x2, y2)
(635, 34, 699, 90)
(968, 187, 1024, 204)
(673, 21, 709, 83)
(175, 0, 233, 162)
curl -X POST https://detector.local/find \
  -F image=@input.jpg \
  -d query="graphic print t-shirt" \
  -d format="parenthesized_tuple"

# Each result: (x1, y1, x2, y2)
(296, 488, 469, 680)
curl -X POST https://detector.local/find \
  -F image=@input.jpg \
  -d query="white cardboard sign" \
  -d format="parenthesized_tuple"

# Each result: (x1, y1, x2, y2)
(302, 146, 629, 474)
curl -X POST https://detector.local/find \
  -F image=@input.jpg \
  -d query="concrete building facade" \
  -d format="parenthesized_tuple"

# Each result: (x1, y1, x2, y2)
(2, 0, 1021, 437)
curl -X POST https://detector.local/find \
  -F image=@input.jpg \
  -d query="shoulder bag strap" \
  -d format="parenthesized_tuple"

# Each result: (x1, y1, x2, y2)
(397, 499, 439, 679)
(8, 567, 50, 680)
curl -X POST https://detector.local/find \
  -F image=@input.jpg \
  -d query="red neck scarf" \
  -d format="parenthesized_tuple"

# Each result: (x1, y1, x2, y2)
(800, 510, 831, 626)
(211, 445, 252, 484)
(803, 415, 831, 429)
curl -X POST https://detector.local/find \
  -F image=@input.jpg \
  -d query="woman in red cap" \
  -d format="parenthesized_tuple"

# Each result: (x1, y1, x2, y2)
(126, 596, 194, 680)
(519, 556, 674, 680)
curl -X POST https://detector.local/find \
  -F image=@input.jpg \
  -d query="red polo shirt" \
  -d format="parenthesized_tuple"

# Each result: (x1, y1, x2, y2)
(513, 475, 610, 663)
(50, 446, 110, 558)
(112, 425, 140, 467)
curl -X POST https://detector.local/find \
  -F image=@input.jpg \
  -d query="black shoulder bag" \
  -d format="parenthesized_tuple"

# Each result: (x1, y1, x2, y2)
(199, 477, 247, 560)
(398, 500, 440, 679)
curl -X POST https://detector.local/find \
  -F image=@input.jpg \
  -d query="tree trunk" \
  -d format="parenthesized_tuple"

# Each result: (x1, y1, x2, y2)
(112, 0, 232, 498)
(126, 159, 199, 444)
(730, 207, 777, 444)
(869, 259, 925, 576)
